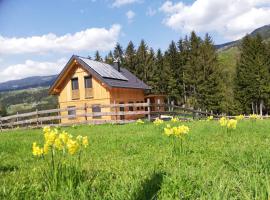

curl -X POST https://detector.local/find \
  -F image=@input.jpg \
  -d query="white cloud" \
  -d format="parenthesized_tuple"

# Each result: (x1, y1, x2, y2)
(126, 10, 135, 23)
(112, 0, 140, 7)
(160, 0, 270, 40)
(0, 58, 67, 82)
(0, 24, 121, 55)
(146, 7, 157, 17)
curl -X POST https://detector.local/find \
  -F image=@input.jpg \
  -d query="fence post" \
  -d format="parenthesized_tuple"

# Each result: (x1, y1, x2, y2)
(147, 98, 151, 121)
(36, 109, 39, 127)
(0, 117, 2, 132)
(114, 100, 117, 123)
(171, 100, 175, 114)
(84, 103, 88, 122)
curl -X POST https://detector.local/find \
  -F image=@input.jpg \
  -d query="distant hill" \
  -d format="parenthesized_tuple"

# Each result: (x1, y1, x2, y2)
(216, 24, 270, 50)
(0, 75, 57, 92)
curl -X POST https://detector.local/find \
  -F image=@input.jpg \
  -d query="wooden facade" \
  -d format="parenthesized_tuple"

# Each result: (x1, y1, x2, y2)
(50, 58, 152, 124)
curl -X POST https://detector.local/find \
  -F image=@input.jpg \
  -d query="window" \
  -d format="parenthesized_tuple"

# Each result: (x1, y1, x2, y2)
(84, 76, 93, 98)
(68, 106, 76, 119)
(84, 76, 92, 88)
(71, 78, 79, 90)
(140, 101, 144, 110)
(129, 101, 134, 111)
(92, 105, 101, 119)
(136, 101, 140, 111)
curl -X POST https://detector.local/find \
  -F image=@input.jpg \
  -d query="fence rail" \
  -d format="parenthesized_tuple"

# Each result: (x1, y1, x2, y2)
(0, 102, 220, 131)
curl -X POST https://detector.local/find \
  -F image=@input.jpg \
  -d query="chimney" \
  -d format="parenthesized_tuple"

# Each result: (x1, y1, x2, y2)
(113, 58, 120, 72)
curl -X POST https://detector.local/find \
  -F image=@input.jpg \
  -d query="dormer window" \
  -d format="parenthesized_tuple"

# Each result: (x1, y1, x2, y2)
(84, 76, 93, 98)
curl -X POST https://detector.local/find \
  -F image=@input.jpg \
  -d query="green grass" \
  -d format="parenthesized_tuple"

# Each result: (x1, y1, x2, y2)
(1, 120, 270, 199)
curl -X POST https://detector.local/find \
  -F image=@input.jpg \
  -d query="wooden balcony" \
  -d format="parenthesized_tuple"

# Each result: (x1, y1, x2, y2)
(85, 88, 93, 99)
(72, 89, 80, 100)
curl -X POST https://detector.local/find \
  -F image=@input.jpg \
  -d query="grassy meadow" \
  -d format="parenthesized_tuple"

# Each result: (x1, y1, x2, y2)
(1, 119, 270, 199)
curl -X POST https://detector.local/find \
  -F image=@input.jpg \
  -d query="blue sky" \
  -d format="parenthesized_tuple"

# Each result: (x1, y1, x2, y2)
(0, 0, 270, 82)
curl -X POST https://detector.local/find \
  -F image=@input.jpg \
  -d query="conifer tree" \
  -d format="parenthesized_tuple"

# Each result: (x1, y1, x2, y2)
(124, 41, 137, 72)
(184, 31, 203, 108)
(94, 51, 102, 61)
(196, 34, 224, 113)
(235, 35, 270, 114)
(105, 51, 114, 64)
(136, 40, 149, 81)
(0, 104, 7, 117)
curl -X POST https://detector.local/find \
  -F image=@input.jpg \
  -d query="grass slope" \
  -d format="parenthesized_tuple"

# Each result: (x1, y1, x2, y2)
(1, 120, 270, 199)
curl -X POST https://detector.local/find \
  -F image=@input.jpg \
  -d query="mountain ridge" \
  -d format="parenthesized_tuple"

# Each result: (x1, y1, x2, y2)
(216, 24, 270, 50)
(0, 75, 57, 92)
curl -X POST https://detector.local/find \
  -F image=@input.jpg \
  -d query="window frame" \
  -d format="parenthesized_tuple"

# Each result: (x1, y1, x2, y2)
(71, 77, 79, 90)
(68, 106, 76, 119)
(92, 105, 101, 119)
(84, 75, 93, 89)
(128, 101, 134, 111)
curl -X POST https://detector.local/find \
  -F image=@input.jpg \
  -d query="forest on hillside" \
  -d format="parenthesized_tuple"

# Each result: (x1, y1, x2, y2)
(94, 32, 270, 115)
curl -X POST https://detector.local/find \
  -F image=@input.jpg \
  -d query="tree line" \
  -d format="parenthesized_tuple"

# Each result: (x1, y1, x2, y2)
(93, 32, 270, 115)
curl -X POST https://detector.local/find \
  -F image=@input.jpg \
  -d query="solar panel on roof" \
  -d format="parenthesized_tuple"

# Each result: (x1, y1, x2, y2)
(79, 58, 128, 81)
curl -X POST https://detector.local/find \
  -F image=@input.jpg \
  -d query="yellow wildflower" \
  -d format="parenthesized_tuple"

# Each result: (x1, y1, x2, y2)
(136, 119, 144, 124)
(43, 143, 49, 155)
(235, 114, 244, 121)
(59, 131, 69, 144)
(153, 118, 164, 126)
(67, 139, 79, 155)
(54, 137, 64, 150)
(44, 129, 57, 146)
(171, 117, 179, 123)
(207, 116, 214, 121)
(164, 127, 173, 136)
(164, 125, 189, 137)
(43, 126, 51, 134)
(82, 136, 89, 148)
(249, 114, 259, 120)
(219, 117, 227, 127)
(227, 119, 237, 129)
(32, 142, 44, 157)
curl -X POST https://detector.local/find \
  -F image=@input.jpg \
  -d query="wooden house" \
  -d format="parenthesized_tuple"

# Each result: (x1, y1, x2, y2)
(49, 55, 165, 124)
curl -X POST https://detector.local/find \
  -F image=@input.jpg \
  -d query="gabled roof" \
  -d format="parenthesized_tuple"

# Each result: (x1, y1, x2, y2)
(49, 55, 151, 94)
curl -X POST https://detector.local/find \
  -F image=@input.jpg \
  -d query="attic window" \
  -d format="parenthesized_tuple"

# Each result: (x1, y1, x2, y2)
(71, 78, 79, 90)
(84, 76, 92, 88)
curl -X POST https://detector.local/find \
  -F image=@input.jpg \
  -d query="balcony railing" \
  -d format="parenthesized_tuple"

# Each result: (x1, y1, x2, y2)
(72, 89, 80, 100)
(85, 88, 93, 99)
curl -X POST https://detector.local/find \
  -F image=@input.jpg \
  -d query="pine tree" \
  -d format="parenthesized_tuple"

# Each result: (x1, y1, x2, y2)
(94, 51, 102, 61)
(184, 31, 203, 108)
(0, 104, 7, 117)
(196, 34, 224, 113)
(105, 51, 114, 64)
(124, 41, 137, 73)
(136, 40, 149, 81)
(163, 51, 178, 100)
(235, 35, 270, 114)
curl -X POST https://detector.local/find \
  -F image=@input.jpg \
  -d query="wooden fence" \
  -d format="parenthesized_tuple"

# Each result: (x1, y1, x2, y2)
(0, 102, 216, 131)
